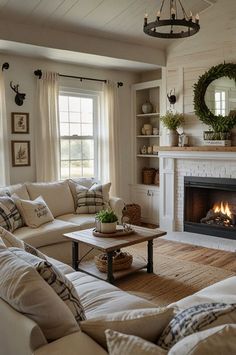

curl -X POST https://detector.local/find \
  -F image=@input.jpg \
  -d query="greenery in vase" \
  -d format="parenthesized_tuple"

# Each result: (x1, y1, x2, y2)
(96, 209, 118, 223)
(210, 114, 236, 133)
(160, 111, 184, 131)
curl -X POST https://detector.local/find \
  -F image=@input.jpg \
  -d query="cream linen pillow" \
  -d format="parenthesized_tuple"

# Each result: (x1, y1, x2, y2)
(169, 324, 236, 355)
(105, 329, 167, 355)
(81, 307, 174, 349)
(13, 195, 54, 228)
(0, 247, 79, 341)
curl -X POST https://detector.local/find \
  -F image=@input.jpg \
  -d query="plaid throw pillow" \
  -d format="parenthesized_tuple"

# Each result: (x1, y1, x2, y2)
(36, 261, 86, 323)
(0, 196, 23, 232)
(75, 183, 111, 214)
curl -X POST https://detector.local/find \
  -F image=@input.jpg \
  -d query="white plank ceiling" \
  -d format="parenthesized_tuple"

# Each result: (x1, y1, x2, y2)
(0, 0, 214, 50)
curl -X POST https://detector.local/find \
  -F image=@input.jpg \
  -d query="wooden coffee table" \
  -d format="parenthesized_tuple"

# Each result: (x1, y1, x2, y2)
(64, 225, 166, 284)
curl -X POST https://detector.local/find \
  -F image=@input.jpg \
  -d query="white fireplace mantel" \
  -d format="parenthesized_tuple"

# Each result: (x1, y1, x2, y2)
(159, 148, 236, 232)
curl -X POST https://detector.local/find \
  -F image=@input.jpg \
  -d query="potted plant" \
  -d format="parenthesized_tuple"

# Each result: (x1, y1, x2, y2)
(160, 111, 184, 146)
(96, 209, 118, 234)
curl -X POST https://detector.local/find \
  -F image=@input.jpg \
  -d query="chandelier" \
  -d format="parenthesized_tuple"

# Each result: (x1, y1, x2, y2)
(143, 0, 200, 39)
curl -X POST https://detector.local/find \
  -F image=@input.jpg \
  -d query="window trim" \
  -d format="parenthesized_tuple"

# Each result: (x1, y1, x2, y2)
(59, 88, 100, 180)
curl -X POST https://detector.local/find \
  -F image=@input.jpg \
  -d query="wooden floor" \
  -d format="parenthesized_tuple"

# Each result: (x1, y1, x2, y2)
(155, 238, 236, 273)
(116, 238, 236, 306)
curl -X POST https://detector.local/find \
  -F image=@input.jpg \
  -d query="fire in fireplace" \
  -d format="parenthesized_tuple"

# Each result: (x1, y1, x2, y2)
(184, 176, 236, 239)
(200, 201, 236, 227)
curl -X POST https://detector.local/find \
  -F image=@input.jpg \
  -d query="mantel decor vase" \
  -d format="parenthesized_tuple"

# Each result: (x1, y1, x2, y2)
(167, 130, 179, 147)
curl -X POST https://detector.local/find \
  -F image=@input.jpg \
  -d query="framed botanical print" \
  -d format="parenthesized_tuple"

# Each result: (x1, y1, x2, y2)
(11, 112, 29, 134)
(11, 140, 30, 167)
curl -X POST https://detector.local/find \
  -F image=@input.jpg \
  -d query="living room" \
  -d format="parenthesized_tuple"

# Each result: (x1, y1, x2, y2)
(1, 0, 236, 354)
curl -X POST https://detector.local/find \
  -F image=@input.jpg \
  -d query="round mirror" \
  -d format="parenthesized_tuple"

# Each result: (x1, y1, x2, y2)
(205, 77, 236, 116)
(193, 63, 236, 131)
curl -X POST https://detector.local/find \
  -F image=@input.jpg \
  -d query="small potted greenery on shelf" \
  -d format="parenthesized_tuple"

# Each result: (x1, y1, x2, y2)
(160, 111, 184, 146)
(95, 209, 118, 234)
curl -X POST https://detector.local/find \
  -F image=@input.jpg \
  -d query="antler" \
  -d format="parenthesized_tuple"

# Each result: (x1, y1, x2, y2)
(10, 81, 19, 93)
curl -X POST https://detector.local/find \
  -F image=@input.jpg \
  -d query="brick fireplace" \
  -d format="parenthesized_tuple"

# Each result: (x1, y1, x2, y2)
(159, 148, 236, 238)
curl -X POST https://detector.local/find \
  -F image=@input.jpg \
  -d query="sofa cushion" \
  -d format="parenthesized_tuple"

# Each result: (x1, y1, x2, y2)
(168, 324, 236, 355)
(13, 219, 79, 248)
(14, 195, 54, 228)
(74, 183, 111, 214)
(0, 246, 79, 341)
(66, 272, 155, 319)
(105, 329, 167, 355)
(68, 178, 95, 208)
(9, 184, 30, 200)
(57, 213, 95, 229)
(0, 196, 23, 232)
(36, 260, 86, 323)
(158, 302, 236, 350)
(26, 181, 75, 217)
(81, 307, 173, 349)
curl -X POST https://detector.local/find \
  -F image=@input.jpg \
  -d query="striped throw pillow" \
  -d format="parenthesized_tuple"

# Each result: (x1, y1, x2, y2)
(0, 196, 23, 232)
(75, 183, 111, 214)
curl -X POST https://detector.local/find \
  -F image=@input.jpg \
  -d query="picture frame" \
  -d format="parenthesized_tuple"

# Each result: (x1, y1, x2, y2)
(11, 112, 29, 134)
(11, 140, 30, 167)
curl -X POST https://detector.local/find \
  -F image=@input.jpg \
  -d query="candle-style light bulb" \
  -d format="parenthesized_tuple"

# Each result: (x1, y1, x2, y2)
(189, 11, 193, 20)
(144, 13, 148, 26)
(157, 10, 161, 20)
(171, 7, 176, 19)
(195, 13, 200, 24)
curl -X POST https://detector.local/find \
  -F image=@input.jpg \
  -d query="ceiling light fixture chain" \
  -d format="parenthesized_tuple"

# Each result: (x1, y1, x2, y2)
(143, 0, 200, 39)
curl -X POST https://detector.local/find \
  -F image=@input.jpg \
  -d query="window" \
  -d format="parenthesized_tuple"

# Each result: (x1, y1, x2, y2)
(59, 91, 98, 179)
(215, 90, 226, 115)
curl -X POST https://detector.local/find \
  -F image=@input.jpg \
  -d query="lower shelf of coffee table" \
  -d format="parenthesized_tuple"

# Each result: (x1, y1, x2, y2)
(78, 256, 147, 281)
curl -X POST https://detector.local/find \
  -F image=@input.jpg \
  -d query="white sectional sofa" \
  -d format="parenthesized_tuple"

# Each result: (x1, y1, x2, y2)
(1, 243, 236, 355)
(0, 179, 124, 264)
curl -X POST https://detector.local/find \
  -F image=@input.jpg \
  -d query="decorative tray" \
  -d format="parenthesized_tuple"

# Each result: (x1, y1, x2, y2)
(93, 226, 135, 238)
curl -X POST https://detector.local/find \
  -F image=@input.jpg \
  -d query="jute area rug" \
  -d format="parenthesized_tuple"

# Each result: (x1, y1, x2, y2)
(116, 241, 236, 307)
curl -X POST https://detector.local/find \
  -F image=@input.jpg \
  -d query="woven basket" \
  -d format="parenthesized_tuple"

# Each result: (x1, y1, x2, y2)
(95, 251, 133, 273)
(122, 203, 141, 226)
(142, 168, 156, 185)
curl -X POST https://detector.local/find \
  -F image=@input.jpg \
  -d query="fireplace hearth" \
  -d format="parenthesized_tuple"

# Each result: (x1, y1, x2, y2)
(184, 176, 236, 239)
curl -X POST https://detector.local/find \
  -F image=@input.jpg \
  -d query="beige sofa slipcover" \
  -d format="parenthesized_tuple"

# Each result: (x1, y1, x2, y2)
(1, 179, 124, 264)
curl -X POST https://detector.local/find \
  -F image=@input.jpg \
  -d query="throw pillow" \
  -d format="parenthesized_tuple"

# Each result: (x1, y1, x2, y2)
(80, 307, 173, 349)
(36, 260, 86, 323)
(158, 302, 236, 350)
(0, 247, 79, 341)
(0, 236, 6, 248)
(10, 248, 86, 323)
(75, 182, 111, 214)
(0, 195, 23, 232)
(13, 195, 54, 228)
(169, 324, 236, 355)
(105, 329, 167, 355)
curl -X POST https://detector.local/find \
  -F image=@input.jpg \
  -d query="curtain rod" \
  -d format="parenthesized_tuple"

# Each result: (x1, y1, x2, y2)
(34, 69, 123, 87)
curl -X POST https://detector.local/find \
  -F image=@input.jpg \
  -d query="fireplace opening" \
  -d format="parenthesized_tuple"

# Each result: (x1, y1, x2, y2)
(184, 176, 236, 239)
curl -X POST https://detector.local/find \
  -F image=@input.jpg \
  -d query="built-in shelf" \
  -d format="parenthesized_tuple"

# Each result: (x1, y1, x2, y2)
(136, 112, 160, 118)
(136, 135, 160, 138)
(137, 154, 159, 158)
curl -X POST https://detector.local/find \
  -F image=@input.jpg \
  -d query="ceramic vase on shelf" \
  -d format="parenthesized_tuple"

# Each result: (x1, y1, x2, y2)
(142, 101, 153, 114)
(167, 130, 179, 147)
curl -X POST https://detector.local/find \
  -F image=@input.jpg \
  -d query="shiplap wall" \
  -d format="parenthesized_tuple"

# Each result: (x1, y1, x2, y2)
(166, 64, 236, 146)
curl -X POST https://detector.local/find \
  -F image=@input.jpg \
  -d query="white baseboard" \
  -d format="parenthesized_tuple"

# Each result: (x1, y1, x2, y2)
(161, 231, 236, 252)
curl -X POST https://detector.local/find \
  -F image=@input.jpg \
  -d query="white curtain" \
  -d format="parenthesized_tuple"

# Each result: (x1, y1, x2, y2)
(99, 81, 120, 196)
(35, 71, 60, 182)
(0, 71, 10, 186)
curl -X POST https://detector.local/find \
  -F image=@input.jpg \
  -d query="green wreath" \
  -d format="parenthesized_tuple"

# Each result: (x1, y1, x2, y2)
(193, 63, 236, 132)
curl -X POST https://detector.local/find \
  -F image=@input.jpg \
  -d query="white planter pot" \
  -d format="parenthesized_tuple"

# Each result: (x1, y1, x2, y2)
(100, 222, 117, 234)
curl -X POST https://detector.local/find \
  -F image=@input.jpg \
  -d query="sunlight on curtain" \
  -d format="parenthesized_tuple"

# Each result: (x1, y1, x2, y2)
(35, 71, 60, 182)
(101, 81, 120, 196)
(0, 71, 10, 186)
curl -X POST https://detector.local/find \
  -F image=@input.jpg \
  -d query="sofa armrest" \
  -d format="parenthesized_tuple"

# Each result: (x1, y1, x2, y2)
(109, 196, 125, 222)
(34, 331, 107, 355)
